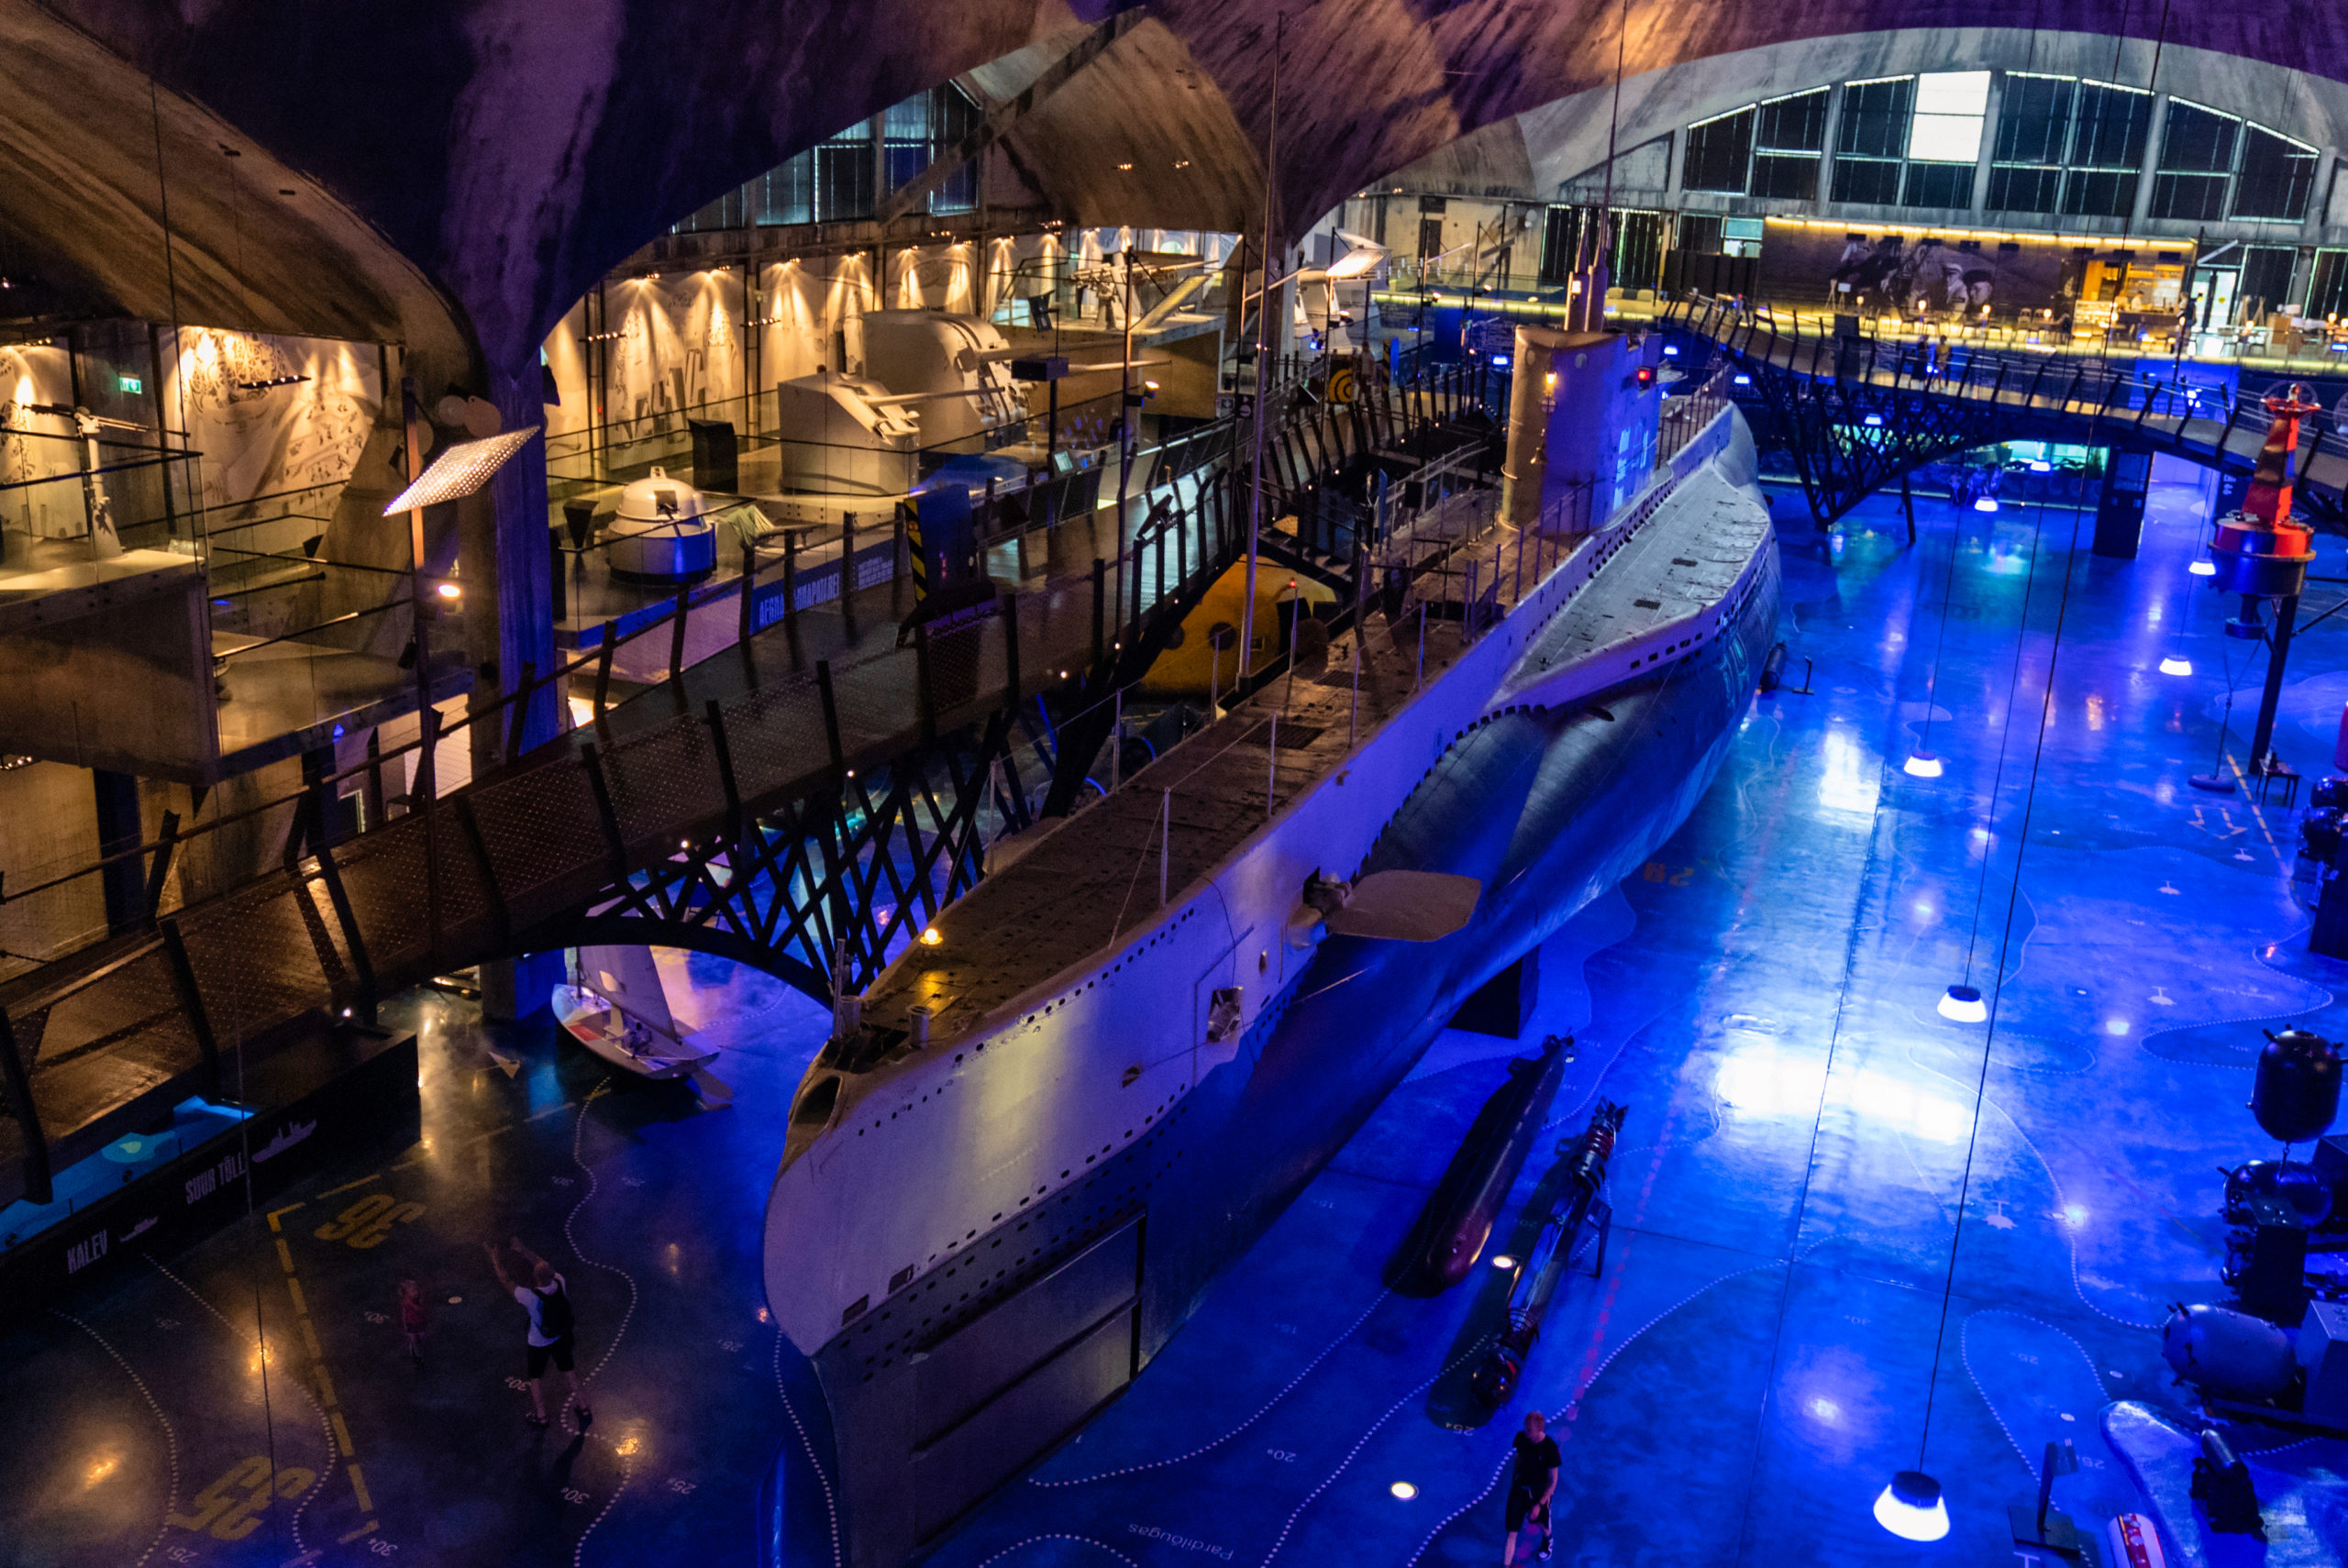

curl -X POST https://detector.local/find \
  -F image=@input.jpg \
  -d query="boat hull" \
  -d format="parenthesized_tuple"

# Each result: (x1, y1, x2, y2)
(766, 440, 1780, 1567)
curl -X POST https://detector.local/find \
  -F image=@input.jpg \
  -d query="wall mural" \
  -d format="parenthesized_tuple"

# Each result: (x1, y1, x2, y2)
(1758, 218, 2081, 324)
(604, 271, 749, 442)
(1, 340, 83, 538)
(159, 327, 382, 525)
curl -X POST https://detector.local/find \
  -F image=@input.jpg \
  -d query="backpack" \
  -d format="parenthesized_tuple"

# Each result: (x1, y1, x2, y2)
(534, 1281, 573, 1340)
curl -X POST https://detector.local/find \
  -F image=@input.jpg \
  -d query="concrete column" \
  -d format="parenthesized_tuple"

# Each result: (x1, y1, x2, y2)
(476, 357, 563, 1021)
(1971, 72, 2005, 215)
(2131, 96, 2167, 232)
(2289, 245, 2317, 314)
(92, 768, 144, 934)
(1815, 85, 1844, 215)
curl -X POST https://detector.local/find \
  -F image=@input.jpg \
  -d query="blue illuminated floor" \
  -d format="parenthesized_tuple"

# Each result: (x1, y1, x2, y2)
(7, 466, 2348, 1566)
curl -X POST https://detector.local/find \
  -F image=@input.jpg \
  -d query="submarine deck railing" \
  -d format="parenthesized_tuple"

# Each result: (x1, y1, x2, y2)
(0, 355, 1501, 1212)
(867, 370, 1745, 1043)
(1662, 293, 2348, 504)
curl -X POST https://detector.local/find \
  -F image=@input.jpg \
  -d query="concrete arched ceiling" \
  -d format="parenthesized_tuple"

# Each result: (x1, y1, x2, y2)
(11, 0, 2348, 382)
(1380, 29, 2348, 204)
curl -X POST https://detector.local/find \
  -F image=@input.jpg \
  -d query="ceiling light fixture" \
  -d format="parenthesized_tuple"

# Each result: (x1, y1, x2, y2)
(1936, 983, 1988, 1022)
(1874, 1471, 1951, 1541)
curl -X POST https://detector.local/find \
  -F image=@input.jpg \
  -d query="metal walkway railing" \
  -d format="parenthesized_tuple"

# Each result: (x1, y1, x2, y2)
(1664, 295, 2348, 513)
(0, 359, 1501, 1213)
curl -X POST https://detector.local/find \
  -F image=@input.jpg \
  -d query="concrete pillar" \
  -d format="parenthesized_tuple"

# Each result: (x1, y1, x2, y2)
(1815, 85, 1844, 215)
(1970, 72, 2005, 215)
(2131, 96, 2166, 233)
(92, 768, 144, 934)
(476, 357, 563, 1022)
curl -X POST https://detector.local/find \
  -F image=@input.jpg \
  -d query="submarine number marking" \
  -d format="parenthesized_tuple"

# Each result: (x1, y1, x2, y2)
(314, 1193, 426, 1250)
(170, 1455, 317, 1540)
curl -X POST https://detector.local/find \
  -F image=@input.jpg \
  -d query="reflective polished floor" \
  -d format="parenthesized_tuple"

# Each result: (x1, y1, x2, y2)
(6, 460, 2344, 1566)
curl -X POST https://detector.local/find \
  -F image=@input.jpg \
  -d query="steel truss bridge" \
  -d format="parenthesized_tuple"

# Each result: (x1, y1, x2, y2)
(1662, 297, 2348, 529)
(0, 360, 1505, 1209)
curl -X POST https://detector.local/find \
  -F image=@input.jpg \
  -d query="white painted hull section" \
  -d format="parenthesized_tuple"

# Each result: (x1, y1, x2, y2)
(764, 419, 1744, 1357)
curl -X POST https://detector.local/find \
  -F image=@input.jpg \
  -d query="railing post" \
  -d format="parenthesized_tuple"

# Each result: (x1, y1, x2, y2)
(0, 1008, 52, 1205)
(505, 661, 537, 764)
(1001, 591, 1021, 709)
(158, 918, 223, 1098)
(739, 542, 759, 644)
(593, 624, 617, 723)
(783, 528, 800, 627)
(1091, 556, 1107, 668)
(914, 620, 937, 742)
(703, 699, 744, 848)
(668, 588, 691, 685)
(415, 701, 441, 806)
(141, 810, 182, 928)
(578, 741, 628, 885)
(815, 658, 845, 777)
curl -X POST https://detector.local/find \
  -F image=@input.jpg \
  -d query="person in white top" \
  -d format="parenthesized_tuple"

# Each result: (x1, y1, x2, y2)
(486, 1237, 590, 1429)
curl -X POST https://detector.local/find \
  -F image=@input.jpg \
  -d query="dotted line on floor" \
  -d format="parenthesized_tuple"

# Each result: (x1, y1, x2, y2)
(1032, 1286, 1393, 1486)
(147, 1253, 343, 1556)
(51, 1309, 179, 1567)
(1401, 1447, 1512, 1568)
(1257, 1332, 1493, 1568)
(565, 1077, 640, 1568)
(972, 1533, 1141, 1568)
(571, 1443, 635, 1568)
(2145, 922, 2335, 1064)
(771, 1325, 841, 1568)
(1957, 1308, 2099, 1474)
(1402, 1246, 1818, 1568)
(566, 1080, 639, 1386)
(1900, 1056, 2164, 1333)
(1566, 1258, 1787, 1413)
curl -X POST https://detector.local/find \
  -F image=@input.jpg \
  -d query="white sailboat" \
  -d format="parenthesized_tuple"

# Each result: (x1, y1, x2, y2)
(552, 945, 733, 1103)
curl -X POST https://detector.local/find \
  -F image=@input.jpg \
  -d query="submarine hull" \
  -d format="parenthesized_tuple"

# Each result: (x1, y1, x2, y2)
(770, 445, 1781, 1568)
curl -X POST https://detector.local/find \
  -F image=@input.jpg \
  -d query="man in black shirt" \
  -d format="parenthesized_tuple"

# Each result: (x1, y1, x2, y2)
(1503, 1410, 1560, 1562)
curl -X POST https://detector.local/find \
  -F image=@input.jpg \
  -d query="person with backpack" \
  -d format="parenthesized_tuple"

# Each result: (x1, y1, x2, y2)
(486, 1237, 590, 1429)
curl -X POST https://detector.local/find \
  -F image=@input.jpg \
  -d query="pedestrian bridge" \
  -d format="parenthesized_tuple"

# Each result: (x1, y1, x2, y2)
(1662, 296, 2348, 526)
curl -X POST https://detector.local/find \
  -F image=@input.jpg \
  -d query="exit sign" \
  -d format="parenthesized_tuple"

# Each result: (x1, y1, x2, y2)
(117, 373, 142, 393)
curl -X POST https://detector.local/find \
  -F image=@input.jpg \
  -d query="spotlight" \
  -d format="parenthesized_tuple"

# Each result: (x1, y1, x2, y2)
(1937, 984, 1988, 1023)
(2188, 558, 2217, 577)
(435, 581, 462, 600)
(1902, 751, 1944, 778)
(2027, 459, 2053, 472)
(919, 926, 943, 946)
(1390, 1482, 1418, 1501)
(1863, 414, 1885, 428)
(1874, 1471, 1950, 1541)
(1490, 1254, 1517, 1271)
(1973, 497, 2000, 513)
(2158, 655, 2193, 675)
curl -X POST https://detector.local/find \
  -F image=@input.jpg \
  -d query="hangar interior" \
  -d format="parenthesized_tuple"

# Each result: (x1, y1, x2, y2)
(6, 4, 2348, 1566)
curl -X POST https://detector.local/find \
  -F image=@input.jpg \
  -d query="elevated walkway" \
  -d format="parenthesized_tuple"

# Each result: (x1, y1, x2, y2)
(0, 360, 1507, 1213)
(1662, 296, 2348, 526)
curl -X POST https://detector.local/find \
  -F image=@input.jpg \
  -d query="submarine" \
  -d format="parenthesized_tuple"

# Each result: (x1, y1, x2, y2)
(759, 327, 1782, 1567)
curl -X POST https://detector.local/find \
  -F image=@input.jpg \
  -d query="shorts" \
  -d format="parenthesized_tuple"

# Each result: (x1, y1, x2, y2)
(1505, 1485, 1550, 1533)
(526, 1336, 575, 1378)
